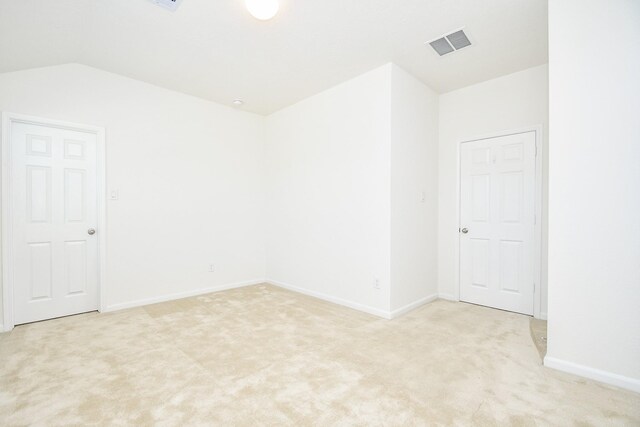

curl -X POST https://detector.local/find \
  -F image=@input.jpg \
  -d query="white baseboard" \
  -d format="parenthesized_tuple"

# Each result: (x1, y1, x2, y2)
(438, 293, 457, 301)
(103, 279, 265, 312)
(544, 356, 640, 393)
(266, 279, 392, 319)
(267, 279, 439, 320)
(389, 294, 439, 319)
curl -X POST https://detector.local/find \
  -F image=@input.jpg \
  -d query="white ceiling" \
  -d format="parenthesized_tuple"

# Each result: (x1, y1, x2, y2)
(0, 0, 548, 115)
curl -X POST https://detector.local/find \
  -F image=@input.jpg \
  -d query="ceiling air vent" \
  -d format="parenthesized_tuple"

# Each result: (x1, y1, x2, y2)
(148, 0, 183, 12)
(427, 29, 472, 56)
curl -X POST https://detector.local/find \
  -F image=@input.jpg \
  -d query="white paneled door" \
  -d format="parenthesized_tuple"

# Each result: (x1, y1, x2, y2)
(10, 121, 99, 325)
(459, 132, 536, 315)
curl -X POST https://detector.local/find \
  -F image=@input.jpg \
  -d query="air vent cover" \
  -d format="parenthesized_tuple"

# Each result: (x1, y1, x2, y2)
(427, 29, 472, 56)
(429, 38, 455, 56)
(447, 30, 471, 50)
(148, 0, 183, 11)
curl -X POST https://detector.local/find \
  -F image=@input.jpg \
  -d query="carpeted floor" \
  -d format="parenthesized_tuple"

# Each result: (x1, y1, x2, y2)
(1, 284, 638, 426)
(529, 318, 548, 361)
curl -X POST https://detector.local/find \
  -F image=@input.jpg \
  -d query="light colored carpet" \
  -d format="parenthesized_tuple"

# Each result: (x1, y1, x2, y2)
(0, 284, 638, 426)
(530, 318, 548, 361)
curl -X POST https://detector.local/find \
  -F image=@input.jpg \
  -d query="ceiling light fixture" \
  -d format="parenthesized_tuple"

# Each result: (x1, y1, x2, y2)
(245, 0, 279, 20)
(233, 99, 245, 106)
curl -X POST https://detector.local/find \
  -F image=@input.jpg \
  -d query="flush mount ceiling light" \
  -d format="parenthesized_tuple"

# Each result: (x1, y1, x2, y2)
(233, 99, 245, 106)
(245, 0, 279, 20)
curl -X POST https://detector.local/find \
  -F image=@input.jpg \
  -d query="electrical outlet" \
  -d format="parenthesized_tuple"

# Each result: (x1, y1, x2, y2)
(209, 264, 215, 273)
(374, 278, 380, 290)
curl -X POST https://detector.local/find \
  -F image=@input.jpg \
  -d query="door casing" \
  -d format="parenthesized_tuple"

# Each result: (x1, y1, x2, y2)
(456, 125, 544, 319)
(2, 112, 107, 331)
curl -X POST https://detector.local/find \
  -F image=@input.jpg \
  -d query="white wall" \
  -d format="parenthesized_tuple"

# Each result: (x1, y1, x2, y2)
(437, 65, 549, 315)
(390, 65, 439, 312)
(0, 60, 555, 336)
(0, 61, 443, 324)
(265, 63, 441, 317)
(546, 0, 640, 391)
(0, 64, 266, 321)
(264, 64, 393, 315)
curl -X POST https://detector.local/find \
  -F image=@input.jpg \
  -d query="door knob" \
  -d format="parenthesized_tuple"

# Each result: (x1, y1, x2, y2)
(461, 228, 469, 234)
(88, 228, 96, 235)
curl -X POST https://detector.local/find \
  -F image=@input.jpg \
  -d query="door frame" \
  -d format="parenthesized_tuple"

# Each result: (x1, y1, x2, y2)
(455, 125, 544, 318)
(1, 112, 107, 331)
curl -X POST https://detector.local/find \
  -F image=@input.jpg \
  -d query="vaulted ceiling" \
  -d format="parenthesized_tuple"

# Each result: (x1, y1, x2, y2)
(0, 0, 548, 114)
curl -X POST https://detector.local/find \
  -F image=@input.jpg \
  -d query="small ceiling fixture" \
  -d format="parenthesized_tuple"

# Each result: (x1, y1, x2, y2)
(427, 29, 472, 56)
(233, 99, 245, 106)
(245, 0, 279, 20)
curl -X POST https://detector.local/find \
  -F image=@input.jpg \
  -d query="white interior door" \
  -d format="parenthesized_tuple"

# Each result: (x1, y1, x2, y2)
(10, 121, 99, 325)
(459, 132, 536, 315)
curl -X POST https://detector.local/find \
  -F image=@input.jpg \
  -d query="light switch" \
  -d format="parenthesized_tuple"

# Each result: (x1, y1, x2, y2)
(109, 190, 119, 200)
